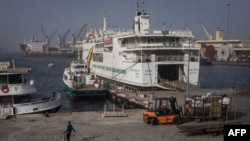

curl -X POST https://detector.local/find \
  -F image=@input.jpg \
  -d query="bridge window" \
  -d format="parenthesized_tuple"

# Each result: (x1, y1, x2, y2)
(0, 75, 7, 84)
(9, 74, 23, 84)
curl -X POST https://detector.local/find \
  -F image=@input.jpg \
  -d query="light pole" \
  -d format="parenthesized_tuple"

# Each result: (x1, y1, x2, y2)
(226, 3, 231, 45)
(186, 39, 190, 96)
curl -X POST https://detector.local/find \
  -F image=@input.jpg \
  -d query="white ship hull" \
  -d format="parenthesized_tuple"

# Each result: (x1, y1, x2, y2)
(0, 61, 61, 118)
(83, 43, 200, 88)
(81, 1, 200, 90)
(13, 93, 61, 115)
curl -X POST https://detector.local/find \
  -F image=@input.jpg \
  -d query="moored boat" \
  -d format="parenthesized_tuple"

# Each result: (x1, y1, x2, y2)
(62, 52, 108, 100)
(81, 0, 200, 91)
(0, 60, 61, 119)
(19, 35, 76, 58)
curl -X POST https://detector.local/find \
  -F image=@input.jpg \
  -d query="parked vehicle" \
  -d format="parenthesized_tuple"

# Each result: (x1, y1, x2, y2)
(143, 96, 183, 125)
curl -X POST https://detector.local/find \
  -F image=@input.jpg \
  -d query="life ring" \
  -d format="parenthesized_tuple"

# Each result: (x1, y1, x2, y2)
(1, 85, 9, 93)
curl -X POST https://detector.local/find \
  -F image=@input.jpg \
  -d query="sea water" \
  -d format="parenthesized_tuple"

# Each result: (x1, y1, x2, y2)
(1, 53, 250, 112)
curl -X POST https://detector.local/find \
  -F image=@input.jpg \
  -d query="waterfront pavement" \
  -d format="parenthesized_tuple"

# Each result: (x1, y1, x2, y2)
(0, 88, 250, 141)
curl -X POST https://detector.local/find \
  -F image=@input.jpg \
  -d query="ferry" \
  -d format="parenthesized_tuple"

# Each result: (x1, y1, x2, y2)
(62, 52, 108, 100)
(0, 60, 61, 119)
(82, 0, 200, 91)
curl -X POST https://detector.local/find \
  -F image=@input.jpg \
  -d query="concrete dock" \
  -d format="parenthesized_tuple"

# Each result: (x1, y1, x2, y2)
(0, 88, 250, 141)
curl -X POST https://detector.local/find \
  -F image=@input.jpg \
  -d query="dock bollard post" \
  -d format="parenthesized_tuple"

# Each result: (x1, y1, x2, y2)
(122, 104, 124, 114)
(113, 104, 115, 113)
(102, 104, 106, 118)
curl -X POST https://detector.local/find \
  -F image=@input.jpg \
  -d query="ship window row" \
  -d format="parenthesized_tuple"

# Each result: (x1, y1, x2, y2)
(122, 50, 199, 62)
(0, 94, 33, 106)
(119, 37, 188, 48)
(125, 55, 198, 62)
(95, 43, 113, 52)
(67, 69, 88, 75)
(93, 53, 103, 62)
(0, 74, 23, 84)
(14, 94, 32, 104)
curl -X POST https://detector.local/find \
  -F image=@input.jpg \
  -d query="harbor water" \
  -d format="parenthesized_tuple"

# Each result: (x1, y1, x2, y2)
(1, 53, 250, 113)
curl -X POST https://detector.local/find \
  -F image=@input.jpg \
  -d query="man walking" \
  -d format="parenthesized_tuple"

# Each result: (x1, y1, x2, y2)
(63, 121, 76, 141)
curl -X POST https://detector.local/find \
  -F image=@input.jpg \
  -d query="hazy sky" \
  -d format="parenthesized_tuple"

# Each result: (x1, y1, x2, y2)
(0, 0, 250, 52)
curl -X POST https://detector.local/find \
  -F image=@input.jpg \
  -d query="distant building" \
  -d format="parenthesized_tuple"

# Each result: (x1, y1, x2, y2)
(195, 29, 250, 62)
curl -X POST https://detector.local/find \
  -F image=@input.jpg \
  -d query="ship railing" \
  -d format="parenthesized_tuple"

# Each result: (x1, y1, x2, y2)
(0, 105, 14, 118)
(126, 42, 184, 49)
(142, 55, 184, 62)
(128, 55, 199, 63)
(102, 104, 127, 118)
(154, 29, 194, 37)
(155, 55, 184, 62)
(126, 55, 185, 63)
(172, 30, 194, 37)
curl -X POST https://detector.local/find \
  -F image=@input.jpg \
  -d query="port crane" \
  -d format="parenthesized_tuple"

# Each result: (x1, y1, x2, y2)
(40, 25, 58, 42)
(48, 29, 58, 43)
(201, 22, 213, 40)
(74, 24, 87, 41)
(40, 25, 58, 50)
(41, 25, 48, 40)
(58, 29, 70, 48)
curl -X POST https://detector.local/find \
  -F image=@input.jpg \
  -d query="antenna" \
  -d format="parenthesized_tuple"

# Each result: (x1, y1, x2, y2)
(12, 58, 15, 70)
(102, 13, 109, 32)
(136, 0, 138, 16)
(136, 0, 144, 16)
(226, 3, 231, 44)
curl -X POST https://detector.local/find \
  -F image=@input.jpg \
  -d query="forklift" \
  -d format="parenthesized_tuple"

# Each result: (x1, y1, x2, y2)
(143, 96, 183, 125)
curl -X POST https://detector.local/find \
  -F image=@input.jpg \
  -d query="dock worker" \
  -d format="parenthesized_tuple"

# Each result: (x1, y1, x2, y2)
(63, 121, 76, 141)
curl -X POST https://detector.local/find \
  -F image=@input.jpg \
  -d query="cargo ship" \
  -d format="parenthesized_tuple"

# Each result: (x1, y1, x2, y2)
(19, 27, 83, 58)
(81, 0, 200, 91)
(19, 38, 77, 58)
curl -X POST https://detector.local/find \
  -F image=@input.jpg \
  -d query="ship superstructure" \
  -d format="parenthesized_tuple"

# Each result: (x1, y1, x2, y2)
(82, 1, 200, 90)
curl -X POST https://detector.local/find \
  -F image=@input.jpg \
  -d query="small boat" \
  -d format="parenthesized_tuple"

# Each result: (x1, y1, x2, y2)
(0, 59, 61, 119)
(62, 52, 108, 100)
(48, 63, 54, 67)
